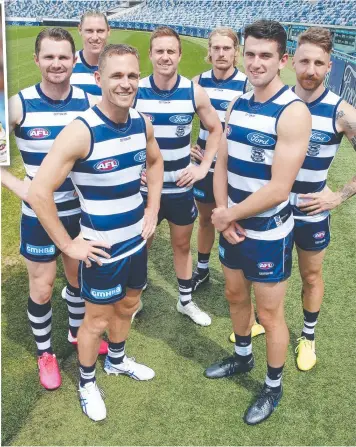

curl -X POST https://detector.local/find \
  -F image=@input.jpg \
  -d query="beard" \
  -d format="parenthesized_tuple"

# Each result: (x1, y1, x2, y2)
(298, 74, 324, 91)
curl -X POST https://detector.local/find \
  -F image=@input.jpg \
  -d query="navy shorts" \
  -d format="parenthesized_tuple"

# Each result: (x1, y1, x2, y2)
(193, 171, 215, 204)
(294, 215, 330, 251)
(20, 213, 81, 263)
(143, 190, 198, 226)
(79, 245, 147, 305)
(219, 231, 293, 282)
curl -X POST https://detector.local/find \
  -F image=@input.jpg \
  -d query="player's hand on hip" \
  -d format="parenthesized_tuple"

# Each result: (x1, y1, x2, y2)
(141, 168, 147, 186)
(142, 207, 158, 240)
(176, 165, 205, 187)
(64, 237, 111, 268)
(298, 187, 341, 215)
(190, 144, 204, 163)
(211, 206, 233, 232)
(222, 222, 246, 245)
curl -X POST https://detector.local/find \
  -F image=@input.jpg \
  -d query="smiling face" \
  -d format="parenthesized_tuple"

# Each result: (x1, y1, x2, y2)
(35, 38, 75, 85)
(79, 15, 110, 58)
(149, 36, 181, 78)
(293, 42, 331, 91)
(95, 53, 139, 110)
(244, 36, 288, 88)
(209, 34, 236, 71)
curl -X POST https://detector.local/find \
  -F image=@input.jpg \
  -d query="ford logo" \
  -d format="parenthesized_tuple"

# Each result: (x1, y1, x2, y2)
(313, 231, 325, 240)
(247, 132, 275, 147)
(220, 101, 229, 110)
(94, 158, 119, 172)
(134, 150, 146, 163)
(310, 131, 331, 143)
(258, 262, 274, 270)
(169, 114, 192, 124)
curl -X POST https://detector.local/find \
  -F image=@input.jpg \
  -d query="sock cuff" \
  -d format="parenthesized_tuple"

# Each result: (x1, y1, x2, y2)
(177, 278, 192, 288)
(66, 283, 80, 297)
(267, 363, 284, 380)
(108, 340, 126, 351)
(234, 333, 252, 346)
(198, 252, 210, 262)
(303, 308, 320, 322)
(28, 296, 51, 316)
(79, 362, 96, 373)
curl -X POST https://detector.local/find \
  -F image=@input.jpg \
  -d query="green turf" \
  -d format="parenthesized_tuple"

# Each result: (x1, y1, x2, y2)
(2, 27, 356, 446)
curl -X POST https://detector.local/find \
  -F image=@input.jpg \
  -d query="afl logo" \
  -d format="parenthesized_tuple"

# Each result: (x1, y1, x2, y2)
(145, 114, 155, 123)
(226, 125, 232, 137)
(28, 128, 51, 139)
(313, 231, 325, 240)
(220, 101, 229, 110)
(169, 114, 192, 125)
(247, 132, 275, 147)
(94, 158, 119, 172)
(258, 262, 274, 270)
(310, 131, 331, 143)
(134, 150, 146, 163)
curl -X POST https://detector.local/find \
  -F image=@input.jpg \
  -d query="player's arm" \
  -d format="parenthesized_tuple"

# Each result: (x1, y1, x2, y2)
(177, 83, 222, 187)
(299, 100, 356, 215)
(27, 120, 110, 267)
(0, 94, 31, 200)
(87, 93, 101, 107)
(212, 101, 311, 231)
(142, 115, 164, 240)
(190, 75, 204, 163)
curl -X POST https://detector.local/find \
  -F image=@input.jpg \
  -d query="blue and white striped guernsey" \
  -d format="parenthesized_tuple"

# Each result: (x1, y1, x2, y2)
(134, 74, 196, 195)
(227, 85, 302, 240)
(15, 84, 90, 218)
(70, 50, 102, 97)
(70, 106, 147, 263)
(291, 88, 343, 222)
(196, 67, 247, 172)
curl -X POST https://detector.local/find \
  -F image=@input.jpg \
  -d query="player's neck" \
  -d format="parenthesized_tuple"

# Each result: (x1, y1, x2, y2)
(153, 72, 178, 91)
(39, 80, 71, 101)
(212, 65, 235, 81)
(295, 82, 326, 104)
(82, 48, 99, 67)
(253, 75, 285, 103)
(97, 99, 130, 124)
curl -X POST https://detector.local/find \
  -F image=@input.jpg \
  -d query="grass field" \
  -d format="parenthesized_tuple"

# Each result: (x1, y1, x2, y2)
(2, 26, 356, 446)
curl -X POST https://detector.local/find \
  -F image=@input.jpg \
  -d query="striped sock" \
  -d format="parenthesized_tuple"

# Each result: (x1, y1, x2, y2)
(107, 340, 126, 365)
(65, 283, 85, 338)
(302, 309, 319, 341)
(27, 297, 53, 356)
(79, 362, 96, 387)
(234, 333, 252, 362)
(265, 364, 284, 392)
(197, 252, 210, 275)
(178, 278, 192, 306)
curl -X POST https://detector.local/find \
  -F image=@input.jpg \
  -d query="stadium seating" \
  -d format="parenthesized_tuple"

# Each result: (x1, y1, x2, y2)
(5, 0, 355, 27)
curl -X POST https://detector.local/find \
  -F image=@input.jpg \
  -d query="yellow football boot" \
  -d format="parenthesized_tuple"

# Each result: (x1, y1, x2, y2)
(295, 337, 316, 371)
(229, 322, 266, 343)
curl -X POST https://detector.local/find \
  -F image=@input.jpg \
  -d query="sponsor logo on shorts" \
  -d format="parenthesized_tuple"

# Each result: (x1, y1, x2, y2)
(247, 132, 275, 147)
(220, 101, 229, 110)
(27, 128, 51, 139)
(134, 150, 146, 163)
(313, 231, 326, 240)
(94, 158, 119, 172)
(219, 245, 225, 258)
(26, 244, 55, 256)
(90, 285, 122, 300)
(310, 131, 331, 143)
(258, 262, 274, 270)
(169, 114, 192, 125)
(193, 188, 205, 198)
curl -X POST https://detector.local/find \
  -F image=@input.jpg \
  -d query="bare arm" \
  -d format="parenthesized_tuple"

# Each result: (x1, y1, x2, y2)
(212, 101, 311, 230)
(141, 115, 164, 239)
(299, 100, 356, 214)
(27, 120, 110, 266)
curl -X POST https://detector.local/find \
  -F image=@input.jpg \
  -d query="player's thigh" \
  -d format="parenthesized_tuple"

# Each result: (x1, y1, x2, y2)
(169, 221, 194, 249)
(196, 200, 216, 225)
(25, 258, 57, 300)
(254, 280, 288, 316)
(83, 299, 114, 333)
(61, 252, 80, 286)
(297, 245, 326, 279)
(222, 265, 252, 303)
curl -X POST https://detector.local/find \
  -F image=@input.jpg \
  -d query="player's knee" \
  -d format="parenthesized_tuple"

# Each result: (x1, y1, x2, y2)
(225, 286, 248, 304)
(199, 213, 212, 229)
(30, 280, 54, 303)
(117, 297, 140, 318)
(301, 270, 322, 288)
(257, 309, 282, 331)
(173, 238, 190, 255)
(83, 314, 109, 336)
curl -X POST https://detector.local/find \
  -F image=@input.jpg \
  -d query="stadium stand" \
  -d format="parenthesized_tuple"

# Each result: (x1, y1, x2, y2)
(5, 0, 355, 26)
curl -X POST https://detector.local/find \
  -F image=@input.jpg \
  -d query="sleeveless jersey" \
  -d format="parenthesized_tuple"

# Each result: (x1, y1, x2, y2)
(70, 106, 147, 263)
(134, 74, 196, 195)
(70, 50, 102, 97)
(15, 84, 90, 218)
(196, 67, 247, 172)
(227, 85, 302, 240)
(291, 88, 343, 222)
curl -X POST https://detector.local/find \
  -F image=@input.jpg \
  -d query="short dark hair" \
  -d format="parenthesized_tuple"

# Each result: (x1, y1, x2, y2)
(244, 20, 287, 58)
(150, 26, 181, 53)
(98, 44, 139, 71)
(298, 27, 333, 54)
(35, 28, 75, 57)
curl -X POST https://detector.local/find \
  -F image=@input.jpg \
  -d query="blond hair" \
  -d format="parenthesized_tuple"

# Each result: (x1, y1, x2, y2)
(206, 27, 239, 65)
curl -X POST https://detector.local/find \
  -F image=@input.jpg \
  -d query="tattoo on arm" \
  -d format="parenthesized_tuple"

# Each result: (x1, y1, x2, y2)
(340, 176, 356, 202)
(336, 110, 345, 120)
